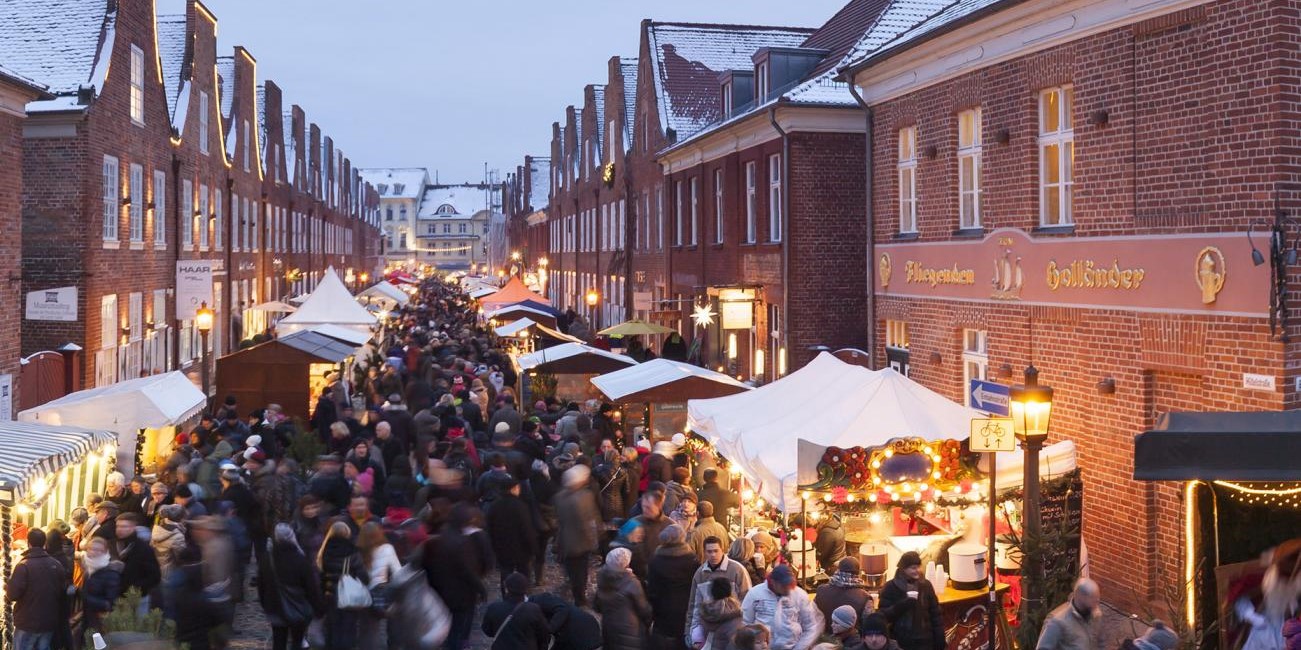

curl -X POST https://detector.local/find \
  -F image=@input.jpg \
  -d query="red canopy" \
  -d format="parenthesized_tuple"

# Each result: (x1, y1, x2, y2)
(480, 277, 551, 310)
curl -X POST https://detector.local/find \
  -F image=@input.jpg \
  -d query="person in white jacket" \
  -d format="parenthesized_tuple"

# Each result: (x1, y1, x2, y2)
(741, 564, 824, 650)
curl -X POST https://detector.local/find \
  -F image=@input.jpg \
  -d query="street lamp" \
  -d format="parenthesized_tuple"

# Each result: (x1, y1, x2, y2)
(538, 257, 549, 267)
(511, 250, 522, 261)
(586, 288, 601, 331)
(195, 301, 214, 402)
(585, 288, 599, 307)
(1009, 364, 1053, 619)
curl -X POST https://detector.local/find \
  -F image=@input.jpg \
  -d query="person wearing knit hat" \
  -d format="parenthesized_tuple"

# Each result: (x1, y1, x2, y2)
(816, 556, 872, 636)
(879, 550, 945, 650)
(831, 605, 864, 644)
(1123, 622, 1179, 650)
(861, 613, 899, 650)
(606, 546, 632, 571)
(647, 523, 697, 649)
(554, 462, 600, 606)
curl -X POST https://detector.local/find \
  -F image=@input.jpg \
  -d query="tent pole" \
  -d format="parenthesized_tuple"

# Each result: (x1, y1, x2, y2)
(2, 503, 12, 649)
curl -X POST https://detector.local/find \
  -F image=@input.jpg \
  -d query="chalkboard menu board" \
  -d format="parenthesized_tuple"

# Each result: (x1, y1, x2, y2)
(1040, 473, 1084, 575)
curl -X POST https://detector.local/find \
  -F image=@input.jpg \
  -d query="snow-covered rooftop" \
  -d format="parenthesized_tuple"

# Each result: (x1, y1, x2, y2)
(0, 62, 47, 93)
(619, 57, 638, 147)
(527, 157, 551, 211)
(156, 14, 188, 128)
(359, 168, 428, 200)
(0, 0, 114, 99)
(255, 83, 267, 153)
(591, 85, 607, 160)
(647, 22, 814, 140)
(216, 56, 234, 120)
(839, 0, 960, 72)
(416, 185, 493, 220)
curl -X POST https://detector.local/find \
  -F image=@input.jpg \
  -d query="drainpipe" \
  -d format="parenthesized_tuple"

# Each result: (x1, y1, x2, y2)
(768, 107, 790, 375)
(225, 177, 235, 350)
(847, 83, 877, 369)
(170, 154, 183, 374)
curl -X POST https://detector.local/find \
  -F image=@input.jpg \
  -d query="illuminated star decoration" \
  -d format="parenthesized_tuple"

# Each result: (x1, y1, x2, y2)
(691, 302, 716, 328)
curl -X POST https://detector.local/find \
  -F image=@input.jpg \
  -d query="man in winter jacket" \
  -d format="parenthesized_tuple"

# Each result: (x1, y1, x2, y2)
(485, 480, 538, 584)
(687, 536, 753, 648)
(114, 513, 161, 606)
(878, 551, 945, 650)
(553, 465, 600, 606)
(815, 557, 873, 632)
(697, 469, 739, 524)
(483, 573, 552, 650)
(5, 529, 68, 649)
(688, 502, 730, 563)
(741, 564, 824, 650)
(1036, 578, 1104, 650)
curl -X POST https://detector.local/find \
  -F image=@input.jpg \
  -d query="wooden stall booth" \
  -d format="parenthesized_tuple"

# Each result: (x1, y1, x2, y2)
(215, 330, 357, 422)
(591, 358, 751, 441)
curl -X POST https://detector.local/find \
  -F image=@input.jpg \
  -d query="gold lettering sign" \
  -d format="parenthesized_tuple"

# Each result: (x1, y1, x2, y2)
(905, 261, 976, 287)
(1046, 259, 1145, 291)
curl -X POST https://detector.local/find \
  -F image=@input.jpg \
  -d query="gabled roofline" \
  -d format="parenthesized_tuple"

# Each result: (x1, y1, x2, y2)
(838, 0, 1025, 80)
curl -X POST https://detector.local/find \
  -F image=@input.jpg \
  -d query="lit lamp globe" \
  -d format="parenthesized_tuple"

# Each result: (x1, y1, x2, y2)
(585, 289, 599, 307)
(195, 302, 214, 333)
(1009, 365, 1053, 443)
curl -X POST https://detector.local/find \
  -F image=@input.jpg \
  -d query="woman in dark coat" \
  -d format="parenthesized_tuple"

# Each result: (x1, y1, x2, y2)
(593, 452, 628, 523)
(424, 503, 492, 650)
(593, 548, 652, 650)
(76, 537, 122, 636)
(261, 523, 326, 650)
(316, 521, 367, 650)
(647, 524, 700, 650)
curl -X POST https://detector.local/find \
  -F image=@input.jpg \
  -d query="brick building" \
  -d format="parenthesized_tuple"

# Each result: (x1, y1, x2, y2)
(841, 0, 1295, 605)
(2, 0, 382, 392)
(0, 65, 49, 415)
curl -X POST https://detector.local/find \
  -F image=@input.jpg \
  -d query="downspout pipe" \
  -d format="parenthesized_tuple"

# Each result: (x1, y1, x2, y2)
(171, 154, 183, 373)
(768, 107, 790, 376)
(847, 82, 877, 370)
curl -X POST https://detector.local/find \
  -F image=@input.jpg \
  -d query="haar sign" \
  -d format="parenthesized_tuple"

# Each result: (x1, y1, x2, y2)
(24, 286, 77, 322)
(176, 261, 215, 320)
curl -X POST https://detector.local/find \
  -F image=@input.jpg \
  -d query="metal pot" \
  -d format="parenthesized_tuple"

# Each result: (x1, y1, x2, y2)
(995, 538, 1022, 574)
(948, 543, 988, 590)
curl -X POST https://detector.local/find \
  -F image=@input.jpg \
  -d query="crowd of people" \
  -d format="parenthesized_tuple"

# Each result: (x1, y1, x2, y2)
(4, 275, 975, 650)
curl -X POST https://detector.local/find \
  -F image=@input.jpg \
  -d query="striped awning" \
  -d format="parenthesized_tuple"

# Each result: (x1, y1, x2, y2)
(0, 422, 116, 505)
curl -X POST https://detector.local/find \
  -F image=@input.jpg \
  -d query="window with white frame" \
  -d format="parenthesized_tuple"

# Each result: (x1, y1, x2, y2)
(757, 62, 769, 102)
(962, 329, 989, 407)
(618, 199, 626, 250)
(232, 194, 241, 251)
(102, 156, 119, 241)
(274, 144, 282, 183)
(689, 176, 699, 246)
(673, 181, 683, 246)
(722, 81, 733, 118)
(641, 192, 650, 251)
(251, 199, 257, 251)
(885, 320, 909, 350)
(958, 108, 982, 229)
(745, 161, 757, 243)
(128, 292, 143, 342)
(1039, 86, 1074, 226)
(153, 170, 166, 246)
(152, 288, 166, 329)
(768, 154, 782, 242)
(100, 294, 118, 350)
(898, 126, 917, 233)
(198, 92, 209, 155)
(656, 186, 664, 250)
(198, 185, 209, 248)
(181, 179, 193, 246)
(213, 189, 222, 250)
(129, 45, 145, 125)
(714, 169, 724, 244)
(129, 163, 143, 242)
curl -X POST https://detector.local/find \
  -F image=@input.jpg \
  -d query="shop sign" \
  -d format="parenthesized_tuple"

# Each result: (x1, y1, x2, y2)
(24, 286, 77, 322)
(633, 291, 653, 311)
(0, 374, 11, 421)
(176, 261, 215, 320)
(876, 228, 1268, 316)
(720, 301, 753, 330)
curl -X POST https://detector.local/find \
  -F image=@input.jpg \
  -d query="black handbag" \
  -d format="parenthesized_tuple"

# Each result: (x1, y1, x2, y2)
(278, 584, 314, 626)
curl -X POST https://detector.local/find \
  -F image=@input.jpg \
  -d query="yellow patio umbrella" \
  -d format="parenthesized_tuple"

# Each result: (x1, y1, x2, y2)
(598, 319, 673, 337)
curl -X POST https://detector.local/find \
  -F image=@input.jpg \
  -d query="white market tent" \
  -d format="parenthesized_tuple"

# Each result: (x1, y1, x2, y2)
(518, 342, 637, 374)
(277, 267, 378, 336)
(469, 286, 499, 299)
(357, 281, 410, 307)
(18, 371, 206, 472)
(495, 318, 537, 337)
(592, 358, 751, 403)
(688, 352, 1075, 511)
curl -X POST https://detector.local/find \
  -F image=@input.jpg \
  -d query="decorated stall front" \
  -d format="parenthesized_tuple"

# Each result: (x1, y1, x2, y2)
(592, 358, 751, 441)
(18, 371, 205, 475)
(0, 422, 117, 647)
(690, 353, 1080, 650)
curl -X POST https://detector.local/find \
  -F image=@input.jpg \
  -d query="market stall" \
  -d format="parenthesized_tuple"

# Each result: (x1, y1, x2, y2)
(357, 280, 410, 309)
(18, 371, 206, 475)
(1134, 411, 1301, 648)
(479, 276, 550, 312)
(485, 301, 560, 330)
(277, 267, 379, 337)
(0, 421, 117, 647)
(215, 329, 357, 422)
(592, 358, 750, 440)
(517, 342, 637, 403)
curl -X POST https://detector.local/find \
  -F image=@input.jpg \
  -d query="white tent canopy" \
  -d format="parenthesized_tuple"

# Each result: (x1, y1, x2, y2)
(592, 358, 750, 402)
(278, 267, 378, 336)
(495, 318, 537, 337)
(307, 324, 372, 347)
(688, 353, 983, 511)
(18, 371, 206, 471)
(517, 342, 637, 372)
(358, 281, 410, 307)
(469, 286, 498, 299)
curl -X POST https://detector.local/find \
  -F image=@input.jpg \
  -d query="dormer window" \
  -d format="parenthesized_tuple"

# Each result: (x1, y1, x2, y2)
(437, 204, 456, 216)
(757, 62, 769, 102)
(393, 183, 404, 195)
(377, 183, 388, 195)
(722, 81, 733, 118)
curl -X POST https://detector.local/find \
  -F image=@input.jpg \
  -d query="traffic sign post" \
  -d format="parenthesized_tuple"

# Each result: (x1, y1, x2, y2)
(969, 379, 1011, 416)
(970, 416, 1015, 650)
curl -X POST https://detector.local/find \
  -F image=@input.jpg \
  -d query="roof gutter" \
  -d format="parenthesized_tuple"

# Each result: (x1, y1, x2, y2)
(838, 0, 1027, 81)
(768, 107, 790, 378)
(846, 82, 876, 370)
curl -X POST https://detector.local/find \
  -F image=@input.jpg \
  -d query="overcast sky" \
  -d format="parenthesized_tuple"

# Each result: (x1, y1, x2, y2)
(189, 0, 841, 184)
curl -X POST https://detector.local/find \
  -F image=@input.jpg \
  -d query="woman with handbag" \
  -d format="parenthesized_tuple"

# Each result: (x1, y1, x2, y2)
(358, 521, 401, 650)
(317, 520, 369, 650)
(260, 523, 325, 650)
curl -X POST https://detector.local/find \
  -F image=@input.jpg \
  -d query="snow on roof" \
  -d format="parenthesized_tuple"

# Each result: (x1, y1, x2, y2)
(647, 22, 814, 140)
(0, 0, 115, 97)
(527, 157, 551, 210)
(217, 55, 235, 155)
(255, 83, 267, 150)
(416, 185, 492, 219)
(619, 57, 639, 146)
(839, 0, 957, 73)
(156, 14, 188, 128)
(592, 85, 607, 160)
(0, 62, 47, 94)
(359, 168, 427, 200)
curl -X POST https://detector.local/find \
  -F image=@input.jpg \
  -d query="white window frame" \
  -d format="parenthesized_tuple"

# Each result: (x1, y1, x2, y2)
(713, 169, 724, 244)
(757, 62, 769, 101)
(958, 108, 982, 230)
(128, 163, 144, 243)
(242, 120, 251, 172)
(181, 179, 193, 247)
(198, 92, 209, 155)
(129, 45, 145, 125)
(885, 320, 909, 350)
(231, 193, 241, 251)
(898, 126, 918, 234)
(722, 81, 733, 118)
(673, 181, 683, 247)
(198, 185, 209, 249)
(745, 161, 757, 243)
(102, 156, 119, 242)
(961, 329, 989, 407)
(250, 200, 258, 251)
(1039, 86, 1074, 227)
(100, 294, 118, 350)
(656, 186, 664, 250)
(152, 170, 166, 246)
(768, 154, 782, 243)
(213, 189, 222, 251)
(689, 176, 699, 246)
(128, 292, 143, 342)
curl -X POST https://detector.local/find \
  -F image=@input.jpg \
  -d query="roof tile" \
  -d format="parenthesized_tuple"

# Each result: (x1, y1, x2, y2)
(0, 0, 114, 95)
